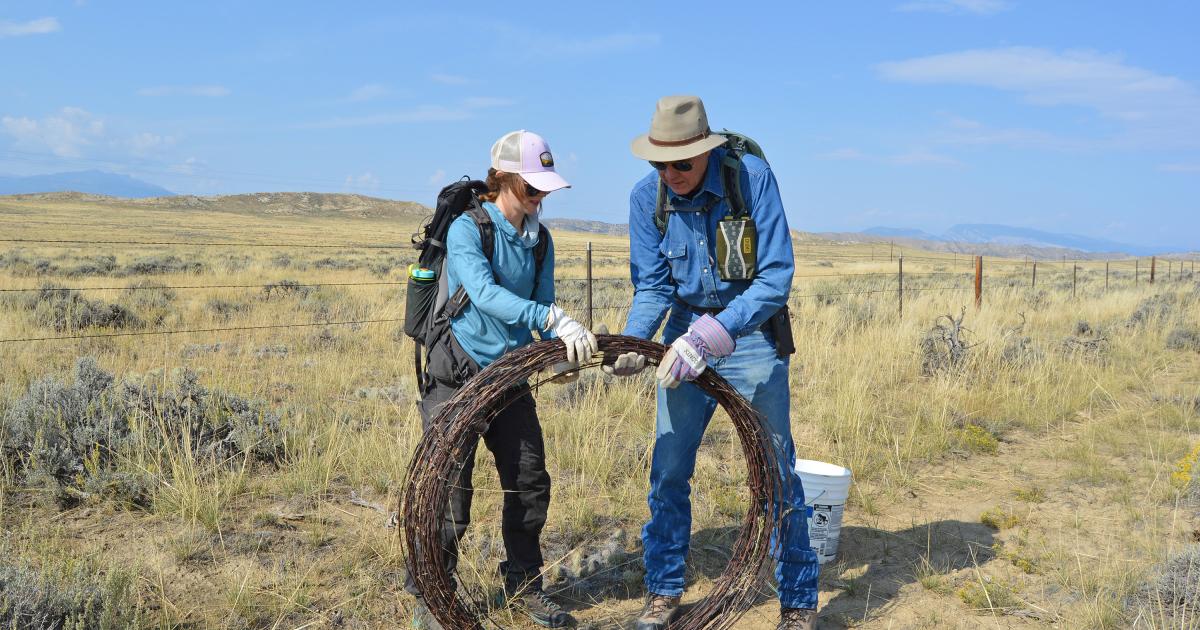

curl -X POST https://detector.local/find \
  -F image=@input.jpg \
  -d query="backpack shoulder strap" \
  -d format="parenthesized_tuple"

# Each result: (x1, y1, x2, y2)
(465, 197, 495, 265)
(444, 196, 497, 318)
(531, 225, 550, 297)
(654, 181, 668, 236)
(720, 151, 749, 218)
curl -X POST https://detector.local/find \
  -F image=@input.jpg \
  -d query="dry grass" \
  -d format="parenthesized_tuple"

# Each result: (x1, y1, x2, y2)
(1, 198, 1198, 628)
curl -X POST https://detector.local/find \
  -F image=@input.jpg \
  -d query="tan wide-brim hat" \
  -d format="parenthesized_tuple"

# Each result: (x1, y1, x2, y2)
(631, 95, 727, 162)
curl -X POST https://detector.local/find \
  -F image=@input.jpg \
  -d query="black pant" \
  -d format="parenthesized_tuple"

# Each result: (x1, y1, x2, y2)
(405, 353, 552, 596)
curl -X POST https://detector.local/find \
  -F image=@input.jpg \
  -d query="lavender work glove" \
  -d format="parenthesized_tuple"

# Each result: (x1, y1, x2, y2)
(655, 314, 735, 389)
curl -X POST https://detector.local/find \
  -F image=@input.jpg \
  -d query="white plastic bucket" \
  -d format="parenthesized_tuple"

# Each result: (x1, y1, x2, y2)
(795, 459, 853, 564)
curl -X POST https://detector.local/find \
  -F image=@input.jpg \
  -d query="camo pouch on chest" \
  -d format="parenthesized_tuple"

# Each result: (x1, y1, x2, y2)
(715, 217, 757, 281)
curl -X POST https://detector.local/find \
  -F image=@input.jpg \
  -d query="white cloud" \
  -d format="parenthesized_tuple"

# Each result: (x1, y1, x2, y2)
(0, 17, 61, 38)
(896, 0, 1009, 15)
(1160, 163, 1200, 173)
(878, 47, 1200, 148)
(137, 85, 231, 97)
(427, 169, 446, 186)
(878, 47, 1200, 121)
(1, 107, 105, 157)
(345, 172, 380, 190)
(430, 73, 469, 85)
(170, 157, 204, 176)
(345, 84, 389, 103)
(128, 132, 175, 155)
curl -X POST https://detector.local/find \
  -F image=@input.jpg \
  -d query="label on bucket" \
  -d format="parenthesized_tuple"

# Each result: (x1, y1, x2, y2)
(807, 503, 844, 563)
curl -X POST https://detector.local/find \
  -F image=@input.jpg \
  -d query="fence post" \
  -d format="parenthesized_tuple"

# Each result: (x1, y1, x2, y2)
(898, 255, 904, 319)
(890, 241, 894, 262)
(1105, 261, 1109, 291)
(1150, 256, 1156, 284)
(585, 242, 593, 330)
(1136, 259, 1139, 285)
(1072, 264, 1077, 298)
(1032, 261, 1037, 288)
(974, 255, 983, 309)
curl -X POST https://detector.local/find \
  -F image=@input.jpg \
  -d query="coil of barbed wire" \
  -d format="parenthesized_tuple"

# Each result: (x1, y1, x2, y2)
(401, 334, 784, 629)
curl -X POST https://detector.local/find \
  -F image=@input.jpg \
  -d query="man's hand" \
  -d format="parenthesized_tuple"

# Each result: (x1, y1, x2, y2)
(654, 314, 735, 389)
(595, 324, 648, 377)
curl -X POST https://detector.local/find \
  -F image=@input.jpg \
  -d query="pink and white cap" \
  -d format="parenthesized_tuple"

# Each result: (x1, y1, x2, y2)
(490, 130, 571, 193)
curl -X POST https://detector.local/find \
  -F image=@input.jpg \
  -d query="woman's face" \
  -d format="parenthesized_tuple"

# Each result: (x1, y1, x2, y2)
(517, 177, 549, 216)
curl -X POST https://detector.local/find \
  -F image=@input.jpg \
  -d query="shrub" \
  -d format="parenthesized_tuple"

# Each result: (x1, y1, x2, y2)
(1166, 327, 1200, 352)
(122, 255, 205, 276)
(1, 357, 284, 506)
(26, 285, 141, 332)
(262, 279, 313, 300)
(1128, 545, 1200, 624)
(205, 298, 249, 321)
(0, 550, 141, 629)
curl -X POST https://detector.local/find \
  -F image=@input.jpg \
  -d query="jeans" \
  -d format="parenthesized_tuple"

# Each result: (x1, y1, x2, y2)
(405, 337, 552, 596)
(642, 311, 820, 609)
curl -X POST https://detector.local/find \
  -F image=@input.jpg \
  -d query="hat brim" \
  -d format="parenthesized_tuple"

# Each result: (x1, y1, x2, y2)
(522, 170, 571, 192)
(630, 132, 727, 162)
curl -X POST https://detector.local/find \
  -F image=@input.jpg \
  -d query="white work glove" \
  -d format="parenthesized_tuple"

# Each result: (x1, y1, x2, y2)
(545, 304, 597, 365)
(595, 324, 648, 377)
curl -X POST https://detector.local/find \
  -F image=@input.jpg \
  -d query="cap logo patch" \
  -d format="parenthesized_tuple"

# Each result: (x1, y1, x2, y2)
(539, 151, 554, 167)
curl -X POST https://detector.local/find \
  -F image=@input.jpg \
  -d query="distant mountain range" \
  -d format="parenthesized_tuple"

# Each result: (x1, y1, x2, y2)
(0, 170, 175, 198)
(3, 191, 430, 219)
(862, 224, 1161, 256)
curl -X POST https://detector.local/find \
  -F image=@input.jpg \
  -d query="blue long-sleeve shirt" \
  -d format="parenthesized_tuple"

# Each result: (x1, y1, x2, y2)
(447, 201, 554, 368)
(622, 147, 794, 340)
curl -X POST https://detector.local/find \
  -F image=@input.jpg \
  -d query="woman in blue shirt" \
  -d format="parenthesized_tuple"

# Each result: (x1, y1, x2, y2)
(407, 130, 596, 630)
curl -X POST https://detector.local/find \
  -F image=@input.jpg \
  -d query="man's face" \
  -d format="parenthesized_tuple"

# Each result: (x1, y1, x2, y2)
(657, 151, 709, 196)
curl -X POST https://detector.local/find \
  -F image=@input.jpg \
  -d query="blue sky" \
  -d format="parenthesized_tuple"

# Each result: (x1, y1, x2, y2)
(2, 1, 1198, 250)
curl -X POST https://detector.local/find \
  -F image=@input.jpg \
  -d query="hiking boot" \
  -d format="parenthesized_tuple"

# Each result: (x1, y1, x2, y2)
(410, 598, 444, 630)
(635, 593, 681, 630)
(777, 607, 817, 630)
(508, 588, 577, 628)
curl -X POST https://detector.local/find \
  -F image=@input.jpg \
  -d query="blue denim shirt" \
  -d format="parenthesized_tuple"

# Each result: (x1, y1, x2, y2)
(622, 148, 794, 340)
(447, 201, 555, 368)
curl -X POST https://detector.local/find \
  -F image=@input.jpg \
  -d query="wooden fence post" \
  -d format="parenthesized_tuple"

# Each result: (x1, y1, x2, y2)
(1105, 261, 1109, 291)
(898, 255, 904, 319)
(1032, 261, 1037, 288)
(1136, 259, 1139, 285)
(1072, 264, 1077, 298)
(585, 242, 593, 330)
(1151, 256, 1156, 284)
(974, 256, 983, 309)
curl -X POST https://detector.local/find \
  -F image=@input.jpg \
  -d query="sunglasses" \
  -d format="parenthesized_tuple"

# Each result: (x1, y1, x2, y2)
(524, 182, 547, 197)
(649, 160, 694, 172)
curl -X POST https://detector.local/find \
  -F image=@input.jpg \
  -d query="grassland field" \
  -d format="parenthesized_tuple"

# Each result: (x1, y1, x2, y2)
(0, 197, 1198, 629)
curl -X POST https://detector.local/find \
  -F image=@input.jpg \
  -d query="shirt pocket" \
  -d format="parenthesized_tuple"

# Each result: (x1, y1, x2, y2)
(660, 239, 688, 280)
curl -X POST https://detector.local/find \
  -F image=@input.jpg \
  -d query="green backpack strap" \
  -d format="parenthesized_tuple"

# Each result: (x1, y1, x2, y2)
(653, 151, 748, 237)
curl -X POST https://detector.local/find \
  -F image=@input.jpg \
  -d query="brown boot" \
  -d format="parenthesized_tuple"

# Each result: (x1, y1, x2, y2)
(778, 607, 817, 630)
(635, 593, 681, 629)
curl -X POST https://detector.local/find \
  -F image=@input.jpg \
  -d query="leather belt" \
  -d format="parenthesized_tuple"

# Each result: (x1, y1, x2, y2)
(674, 300, 723, 316)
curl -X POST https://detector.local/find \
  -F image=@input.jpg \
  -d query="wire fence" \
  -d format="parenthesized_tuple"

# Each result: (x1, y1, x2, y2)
(1, 230, 1196, 345)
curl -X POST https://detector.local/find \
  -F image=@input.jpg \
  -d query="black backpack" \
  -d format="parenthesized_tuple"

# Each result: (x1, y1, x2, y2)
(405, 177, 549, 379)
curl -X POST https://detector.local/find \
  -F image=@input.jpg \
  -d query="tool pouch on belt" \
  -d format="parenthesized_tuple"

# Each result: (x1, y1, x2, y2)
(715, 216, 757, 281)
(767, 305, 796, 358)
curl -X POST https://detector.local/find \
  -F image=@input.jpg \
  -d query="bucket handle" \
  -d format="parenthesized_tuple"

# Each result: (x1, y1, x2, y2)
(803, 488, 829, 507)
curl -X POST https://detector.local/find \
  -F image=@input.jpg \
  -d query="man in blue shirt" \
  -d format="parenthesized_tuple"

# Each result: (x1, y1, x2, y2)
(610, 96, 819, 630)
